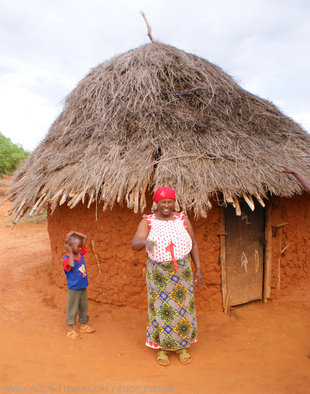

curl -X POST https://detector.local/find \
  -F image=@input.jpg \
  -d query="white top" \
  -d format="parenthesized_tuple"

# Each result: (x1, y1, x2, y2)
(143, 212, 192, 261)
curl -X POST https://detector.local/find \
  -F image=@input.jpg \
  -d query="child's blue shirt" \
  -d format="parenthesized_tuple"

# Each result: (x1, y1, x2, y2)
(63, 246, 89, 290)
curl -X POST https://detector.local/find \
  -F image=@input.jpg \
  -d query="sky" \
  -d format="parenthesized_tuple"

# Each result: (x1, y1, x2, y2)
(0, 0, 309, 151)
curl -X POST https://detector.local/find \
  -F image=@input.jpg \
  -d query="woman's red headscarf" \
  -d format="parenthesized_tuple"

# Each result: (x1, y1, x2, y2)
(153, 187, 176, 203)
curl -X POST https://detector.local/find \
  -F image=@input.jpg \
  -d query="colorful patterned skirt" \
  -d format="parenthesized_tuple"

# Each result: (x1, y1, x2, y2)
(145, 254, 198, 351)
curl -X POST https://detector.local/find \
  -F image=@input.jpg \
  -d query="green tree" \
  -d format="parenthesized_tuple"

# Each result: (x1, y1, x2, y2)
(0, 132, 30, 177)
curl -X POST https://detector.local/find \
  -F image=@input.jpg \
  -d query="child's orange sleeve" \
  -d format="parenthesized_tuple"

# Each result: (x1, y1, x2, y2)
(63, 257, 72, 272)
(81, 246, 87, 256)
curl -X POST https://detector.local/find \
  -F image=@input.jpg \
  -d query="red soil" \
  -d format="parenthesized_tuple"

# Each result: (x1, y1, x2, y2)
(1, 181, 310, 393)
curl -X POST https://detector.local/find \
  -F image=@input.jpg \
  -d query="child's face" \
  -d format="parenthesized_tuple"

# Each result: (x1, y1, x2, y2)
(69, 237, 82, 255)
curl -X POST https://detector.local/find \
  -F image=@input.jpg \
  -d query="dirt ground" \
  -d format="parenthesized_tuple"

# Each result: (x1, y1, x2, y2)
(1, 179, 310, 394)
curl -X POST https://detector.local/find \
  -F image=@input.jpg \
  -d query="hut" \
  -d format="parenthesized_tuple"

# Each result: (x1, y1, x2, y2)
(5, 42, 310, 312)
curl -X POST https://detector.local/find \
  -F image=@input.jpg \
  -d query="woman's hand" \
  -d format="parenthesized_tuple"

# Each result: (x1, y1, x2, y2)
(280, 166, 310, 192)
(280, 166, 295, 174)
(131, 218, 150, 251)
(194, 269, 203, 286)
(145, 240, 157, 253)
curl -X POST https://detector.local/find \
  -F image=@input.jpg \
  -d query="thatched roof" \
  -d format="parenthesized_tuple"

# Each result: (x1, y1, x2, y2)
(4, 42, 310, 222)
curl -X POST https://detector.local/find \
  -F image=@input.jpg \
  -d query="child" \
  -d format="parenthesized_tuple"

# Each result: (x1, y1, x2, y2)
(63, 230, 95, 339)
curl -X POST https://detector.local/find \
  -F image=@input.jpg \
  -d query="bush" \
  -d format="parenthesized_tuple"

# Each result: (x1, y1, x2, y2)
(0, 132, 30, 178)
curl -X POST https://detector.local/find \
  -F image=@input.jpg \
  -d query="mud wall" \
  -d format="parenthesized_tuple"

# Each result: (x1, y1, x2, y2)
(48, 192, 310, 310)
(48, 202, 222, 311)
(269, 193, 310, 298)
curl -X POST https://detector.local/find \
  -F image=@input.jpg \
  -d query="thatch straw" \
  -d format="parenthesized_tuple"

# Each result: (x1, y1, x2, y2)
(5, 43, 310, 221)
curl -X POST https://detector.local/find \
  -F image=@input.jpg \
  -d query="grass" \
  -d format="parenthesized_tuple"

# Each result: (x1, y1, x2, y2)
(0, 181, 11, 196)
(1, 179, 47, 227)
(3, 210, 47, 227)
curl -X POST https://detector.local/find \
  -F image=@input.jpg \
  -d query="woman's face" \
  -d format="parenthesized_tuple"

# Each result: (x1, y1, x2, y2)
(157, 199, 175, 217)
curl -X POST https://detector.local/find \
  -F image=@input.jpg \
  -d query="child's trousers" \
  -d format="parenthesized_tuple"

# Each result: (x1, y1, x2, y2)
(66, 288, 89, 325)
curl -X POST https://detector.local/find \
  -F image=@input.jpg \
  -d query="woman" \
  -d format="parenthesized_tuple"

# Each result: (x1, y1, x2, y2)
(131, 187, 203, 366)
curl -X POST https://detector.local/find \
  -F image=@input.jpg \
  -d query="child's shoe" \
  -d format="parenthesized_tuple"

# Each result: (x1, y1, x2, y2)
(66, 330, 82, 340)
(80, 324, 95, 333)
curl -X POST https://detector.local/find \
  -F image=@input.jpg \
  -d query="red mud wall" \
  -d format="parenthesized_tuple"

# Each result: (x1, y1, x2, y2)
(269, 193, 310, 298)
(48, 203, 222, 311)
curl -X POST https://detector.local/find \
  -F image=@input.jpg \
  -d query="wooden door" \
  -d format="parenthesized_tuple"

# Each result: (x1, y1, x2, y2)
(225, 201, 265, 306)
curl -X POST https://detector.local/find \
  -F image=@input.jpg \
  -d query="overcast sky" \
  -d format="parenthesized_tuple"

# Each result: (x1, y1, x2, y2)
(0, 0, 309, 151)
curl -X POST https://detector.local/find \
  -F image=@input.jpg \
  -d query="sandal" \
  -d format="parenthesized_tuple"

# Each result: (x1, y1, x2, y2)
(66, 330, 82, 340)
(157, 350, 169, 366)
(176, 348, 191, 365)
(80, 324, 95, 333)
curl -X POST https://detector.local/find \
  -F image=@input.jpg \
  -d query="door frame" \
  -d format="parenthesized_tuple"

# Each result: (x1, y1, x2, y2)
(219, 201, 272, 313)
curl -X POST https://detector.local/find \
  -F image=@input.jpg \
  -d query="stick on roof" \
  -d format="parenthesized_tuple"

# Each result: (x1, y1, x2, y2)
(5, 42, 310, 222)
